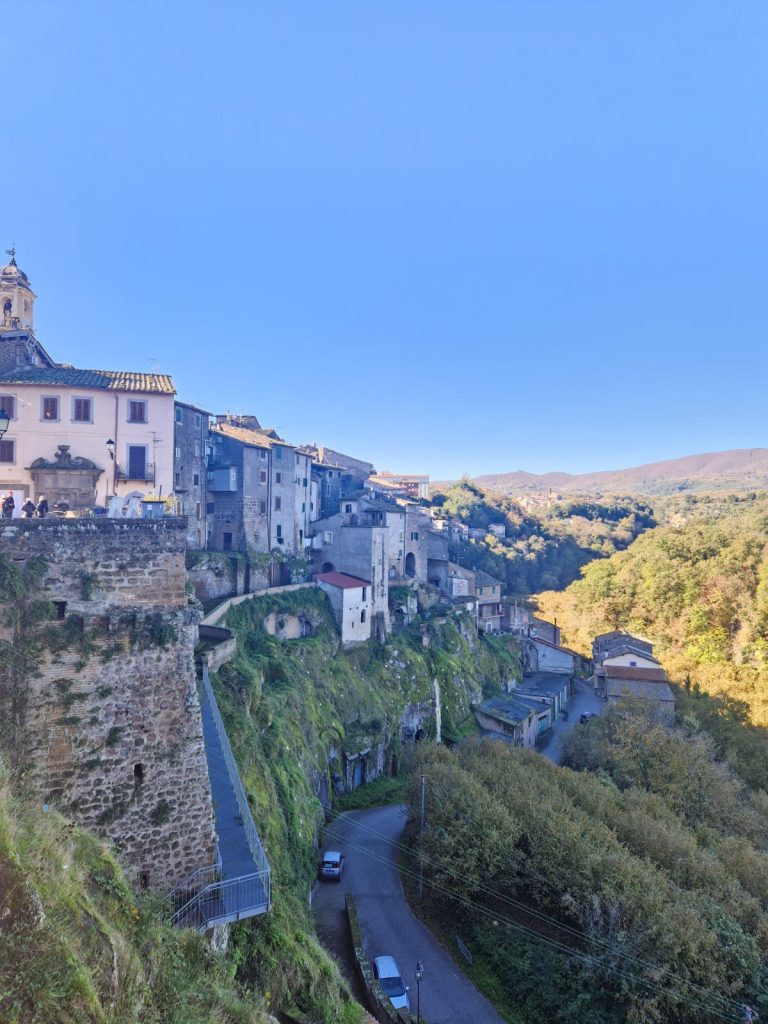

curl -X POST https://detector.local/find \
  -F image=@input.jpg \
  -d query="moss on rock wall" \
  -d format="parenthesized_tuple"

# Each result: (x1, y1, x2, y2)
(214, 588, 521, 1018)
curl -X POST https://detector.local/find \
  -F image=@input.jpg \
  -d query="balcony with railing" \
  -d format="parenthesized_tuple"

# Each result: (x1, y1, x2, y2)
(169, 666, 271, 932)
(115, 462, 156, 484)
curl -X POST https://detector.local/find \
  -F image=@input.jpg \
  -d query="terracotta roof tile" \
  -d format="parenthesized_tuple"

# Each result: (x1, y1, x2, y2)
(0, 366, 175, 393)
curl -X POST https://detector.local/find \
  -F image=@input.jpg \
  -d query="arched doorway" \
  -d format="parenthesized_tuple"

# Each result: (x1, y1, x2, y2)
(405, 552, 416, 577)
(321, 562, 334, 574)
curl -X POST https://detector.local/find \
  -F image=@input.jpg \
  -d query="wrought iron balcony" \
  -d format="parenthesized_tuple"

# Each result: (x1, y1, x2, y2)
(115, 462, 156, 484)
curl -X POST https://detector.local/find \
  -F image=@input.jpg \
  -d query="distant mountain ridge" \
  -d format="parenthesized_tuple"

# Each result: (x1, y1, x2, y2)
(471, 448, 768, 497)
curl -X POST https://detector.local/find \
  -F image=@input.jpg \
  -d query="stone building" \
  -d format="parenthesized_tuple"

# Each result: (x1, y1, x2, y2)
(207, 417, 313, 574)
(367, 471, 430, 500)
(174, 400, 210, 549)
(475, 569, 504, 633)
(299, 444, 374, 519)
(0, 517, 216, 890)
(206, 422, 270, 554)
(309, 500, 390, 637)
(402, 502, 436, 581)
(427, 526, 451, 590)
(301, 443, 373, 485)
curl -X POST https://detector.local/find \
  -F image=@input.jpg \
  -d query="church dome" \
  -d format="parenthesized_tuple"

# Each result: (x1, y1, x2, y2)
(1, 250, 30, 285)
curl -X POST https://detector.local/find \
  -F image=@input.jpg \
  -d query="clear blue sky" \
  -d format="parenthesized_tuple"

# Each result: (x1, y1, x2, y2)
(5, 1, 768, 479)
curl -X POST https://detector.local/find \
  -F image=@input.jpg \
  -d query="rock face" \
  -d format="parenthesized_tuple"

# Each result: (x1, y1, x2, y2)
(0, 517, 216, 890)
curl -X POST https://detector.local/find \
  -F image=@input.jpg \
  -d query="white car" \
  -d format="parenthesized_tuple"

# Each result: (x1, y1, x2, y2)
(373, 955, 410, 1011)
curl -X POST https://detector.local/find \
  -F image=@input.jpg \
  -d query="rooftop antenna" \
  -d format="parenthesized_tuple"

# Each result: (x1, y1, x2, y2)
(148, 357, 162, 373)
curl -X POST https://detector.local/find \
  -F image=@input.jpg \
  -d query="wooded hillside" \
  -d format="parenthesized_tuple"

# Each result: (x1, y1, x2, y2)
(408, 709, 768, 1023)
(537, 494, 768, 723)
(432, 480, 654, 593)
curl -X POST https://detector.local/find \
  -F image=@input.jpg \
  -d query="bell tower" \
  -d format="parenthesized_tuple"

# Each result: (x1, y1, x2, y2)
(0, 247, 36, 330)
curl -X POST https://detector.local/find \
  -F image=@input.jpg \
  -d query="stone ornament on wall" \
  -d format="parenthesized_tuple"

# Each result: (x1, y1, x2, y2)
(29, 444, 103, 508)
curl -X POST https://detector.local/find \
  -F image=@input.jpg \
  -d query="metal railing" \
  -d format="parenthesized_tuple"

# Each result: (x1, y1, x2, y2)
(115, 461, 156, 483)
(168, 670, 271, 931)
(200, 667, 271, 879)
(171, 871, 269, 931)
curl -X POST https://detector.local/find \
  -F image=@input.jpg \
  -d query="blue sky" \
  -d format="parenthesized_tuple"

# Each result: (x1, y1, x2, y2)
(4, 1, 768, 479)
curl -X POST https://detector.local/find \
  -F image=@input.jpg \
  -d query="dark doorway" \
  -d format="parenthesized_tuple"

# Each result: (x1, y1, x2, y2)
(405, 552, 416, 577)
(321, 562, 334, 574)
(352, 758, 366, 789)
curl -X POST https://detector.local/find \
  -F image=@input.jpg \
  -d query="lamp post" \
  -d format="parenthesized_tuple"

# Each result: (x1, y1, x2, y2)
(0, 408, 10, 441)
(415, 961, 423, 1024)
(105, 439, 116, 502)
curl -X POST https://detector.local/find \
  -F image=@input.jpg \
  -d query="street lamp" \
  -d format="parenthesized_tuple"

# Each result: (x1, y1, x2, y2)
(105, 438, 115, 460)
(0, 408, 10, 441)
(414, 962, 424, 1024)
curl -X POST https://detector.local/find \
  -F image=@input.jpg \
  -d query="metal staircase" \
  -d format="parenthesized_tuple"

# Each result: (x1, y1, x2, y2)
(170, 666, 271, 931)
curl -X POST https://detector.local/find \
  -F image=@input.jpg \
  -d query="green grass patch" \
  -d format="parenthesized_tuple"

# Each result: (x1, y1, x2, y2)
(333, 774, 408, 812)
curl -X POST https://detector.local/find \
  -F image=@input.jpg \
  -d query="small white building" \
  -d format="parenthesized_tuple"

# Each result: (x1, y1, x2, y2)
(601, 647, 661, 671)
(523, 636, 579, 675)
(315, 571, 372, 645)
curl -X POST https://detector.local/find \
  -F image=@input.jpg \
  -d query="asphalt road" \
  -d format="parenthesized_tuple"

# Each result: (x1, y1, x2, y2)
(537, 677, 604, 764)
(313, 804, 506, 1024)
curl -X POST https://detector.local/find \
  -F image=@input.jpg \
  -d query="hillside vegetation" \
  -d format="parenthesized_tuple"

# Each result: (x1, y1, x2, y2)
(407, 706, 768, 1024)
(536, 493, 768, 722)
(0, 768, 273, 1024)
(432, 480, 654, 593)
(212, 587, 521, 1018)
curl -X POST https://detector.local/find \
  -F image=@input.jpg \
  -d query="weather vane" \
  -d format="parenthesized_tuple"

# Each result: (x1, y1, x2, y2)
(5, 245, 16, 262)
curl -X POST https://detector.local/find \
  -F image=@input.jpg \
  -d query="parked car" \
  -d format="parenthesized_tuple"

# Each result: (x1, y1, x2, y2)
(319, 850, 345, 881)
(372, 956, 410, 1011)
(579, 712, 594, 724)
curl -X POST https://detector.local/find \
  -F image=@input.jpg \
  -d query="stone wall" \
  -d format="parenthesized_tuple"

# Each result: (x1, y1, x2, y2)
(0, 517, 216, 890)
(187, 552, 249, 603)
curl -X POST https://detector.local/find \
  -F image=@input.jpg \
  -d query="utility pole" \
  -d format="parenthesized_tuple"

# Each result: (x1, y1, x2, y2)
(418, 774, 426, 900)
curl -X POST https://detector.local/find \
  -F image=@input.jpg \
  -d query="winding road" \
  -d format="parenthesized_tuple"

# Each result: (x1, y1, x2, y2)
(313, 804, 506, 1024)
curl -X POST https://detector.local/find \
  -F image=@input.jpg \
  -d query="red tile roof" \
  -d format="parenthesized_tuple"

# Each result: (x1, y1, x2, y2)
(315, 572, 371, 590)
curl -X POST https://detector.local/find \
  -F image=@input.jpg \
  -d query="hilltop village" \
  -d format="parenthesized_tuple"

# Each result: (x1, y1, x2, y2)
(0, 253, 492, 634)
(0, 252, 695, 1024)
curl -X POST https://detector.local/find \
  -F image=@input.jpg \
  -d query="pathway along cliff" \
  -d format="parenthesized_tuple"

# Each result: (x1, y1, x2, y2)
(313, 804, 505, 1024)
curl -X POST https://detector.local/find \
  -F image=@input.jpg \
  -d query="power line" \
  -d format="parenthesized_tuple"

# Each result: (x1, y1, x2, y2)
(330, 825, 745, 1022)
(325, 808, 750, 1019)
